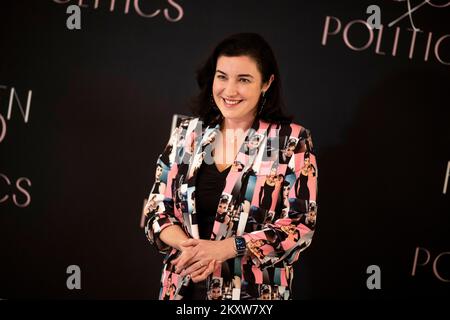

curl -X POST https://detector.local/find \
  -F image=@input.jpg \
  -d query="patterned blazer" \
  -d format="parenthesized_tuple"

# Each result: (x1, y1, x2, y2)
(144, 116, 318, 300)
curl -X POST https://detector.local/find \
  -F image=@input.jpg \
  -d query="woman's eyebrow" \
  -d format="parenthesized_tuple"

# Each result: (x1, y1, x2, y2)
(216, 70, 254, 78)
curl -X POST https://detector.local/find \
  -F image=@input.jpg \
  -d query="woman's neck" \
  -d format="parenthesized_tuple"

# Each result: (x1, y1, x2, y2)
(221, 116, 255, 132)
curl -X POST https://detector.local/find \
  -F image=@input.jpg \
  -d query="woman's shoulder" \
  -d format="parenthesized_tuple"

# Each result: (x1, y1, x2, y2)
(268, 120, 311, 136)
(268, 120, 315, 152)
(175, 115, 198, 128)
(171, 116, 203, 134)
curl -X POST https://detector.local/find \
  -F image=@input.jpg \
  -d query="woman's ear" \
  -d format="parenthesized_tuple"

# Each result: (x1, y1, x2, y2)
(262, 74, 275, 93)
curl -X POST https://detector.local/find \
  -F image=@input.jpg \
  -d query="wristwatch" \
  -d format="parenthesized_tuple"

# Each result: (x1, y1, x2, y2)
(234, 236, 247, 257)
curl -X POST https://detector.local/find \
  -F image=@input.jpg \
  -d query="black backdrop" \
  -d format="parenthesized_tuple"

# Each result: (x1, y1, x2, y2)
(1, 0, 449, 299)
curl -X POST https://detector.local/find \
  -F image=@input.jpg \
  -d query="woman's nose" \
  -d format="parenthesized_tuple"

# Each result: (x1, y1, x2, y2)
(224, 81, 238, 96)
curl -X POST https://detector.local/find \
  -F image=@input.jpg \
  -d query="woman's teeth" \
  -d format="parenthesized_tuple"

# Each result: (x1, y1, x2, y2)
(223, 98, 242, 106)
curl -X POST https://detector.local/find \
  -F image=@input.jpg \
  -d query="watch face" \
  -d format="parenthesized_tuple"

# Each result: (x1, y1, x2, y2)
(236, 237, 246, 250)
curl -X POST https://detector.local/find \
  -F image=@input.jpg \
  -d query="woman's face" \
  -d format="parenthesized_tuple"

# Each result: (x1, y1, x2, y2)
(304, 157, 310, 166)
(284, 146, 295, 157)
(261, 292, 271, 300)
(211, 287, 222, 299)
(307, 211, 316, 223)
(283, 185, 290, 198)
(212, 55, 273, 122)
(270, 168, 277, 177)
(217, 202, 227, 214)
(155, 165, 163, 179)
(248, 136, 260, 149)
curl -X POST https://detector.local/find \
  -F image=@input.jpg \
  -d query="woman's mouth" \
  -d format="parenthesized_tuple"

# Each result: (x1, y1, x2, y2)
(222, 98, 243, 107)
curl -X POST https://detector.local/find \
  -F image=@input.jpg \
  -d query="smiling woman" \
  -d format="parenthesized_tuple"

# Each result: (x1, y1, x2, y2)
(190, 33, 292, 127)
(143, 32, 318, 300)
(213, 55, 274, 122)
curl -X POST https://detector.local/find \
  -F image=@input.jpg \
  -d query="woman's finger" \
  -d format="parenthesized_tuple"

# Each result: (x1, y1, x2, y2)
(172, 240, 199, 265)
(172, 252, 189, 268)
(191, 260, 215, 283)
(180, 260, 208, 277)
(174, 248, 199, 273)
(171, 256, 181, 265)
(175, 247, 198, 273)
(189, 265, 208, 278)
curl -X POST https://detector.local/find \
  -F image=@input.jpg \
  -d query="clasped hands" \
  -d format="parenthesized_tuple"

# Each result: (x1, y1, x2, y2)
(171, 238, 235, 283)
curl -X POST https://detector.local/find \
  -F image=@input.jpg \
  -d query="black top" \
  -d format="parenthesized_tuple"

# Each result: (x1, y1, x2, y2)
(183, 161, 231, 300)
(195, 161, 231, 239)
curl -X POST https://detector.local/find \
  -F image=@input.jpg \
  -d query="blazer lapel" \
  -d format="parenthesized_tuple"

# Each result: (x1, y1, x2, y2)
(209, 118, 271, 240)
(183, 117, 271, 241)
(183, 120, 219, 239)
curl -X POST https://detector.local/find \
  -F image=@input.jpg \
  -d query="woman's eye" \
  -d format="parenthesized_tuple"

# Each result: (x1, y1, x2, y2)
(216, 75, 249, 83)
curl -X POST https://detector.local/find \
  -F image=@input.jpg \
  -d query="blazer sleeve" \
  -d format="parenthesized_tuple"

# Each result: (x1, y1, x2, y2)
(144, 124, 184, 254)
(242, 128, 318, 268)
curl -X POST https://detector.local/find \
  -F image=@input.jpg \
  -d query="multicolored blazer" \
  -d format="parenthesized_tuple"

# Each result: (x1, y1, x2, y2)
(144, 116, 318, 300)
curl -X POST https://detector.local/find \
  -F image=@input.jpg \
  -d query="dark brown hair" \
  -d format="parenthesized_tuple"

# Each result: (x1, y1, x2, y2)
(189, 32, 293, 126)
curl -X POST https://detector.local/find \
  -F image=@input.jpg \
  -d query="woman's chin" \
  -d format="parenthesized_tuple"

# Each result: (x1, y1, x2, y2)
(219, 109, 240, 119)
